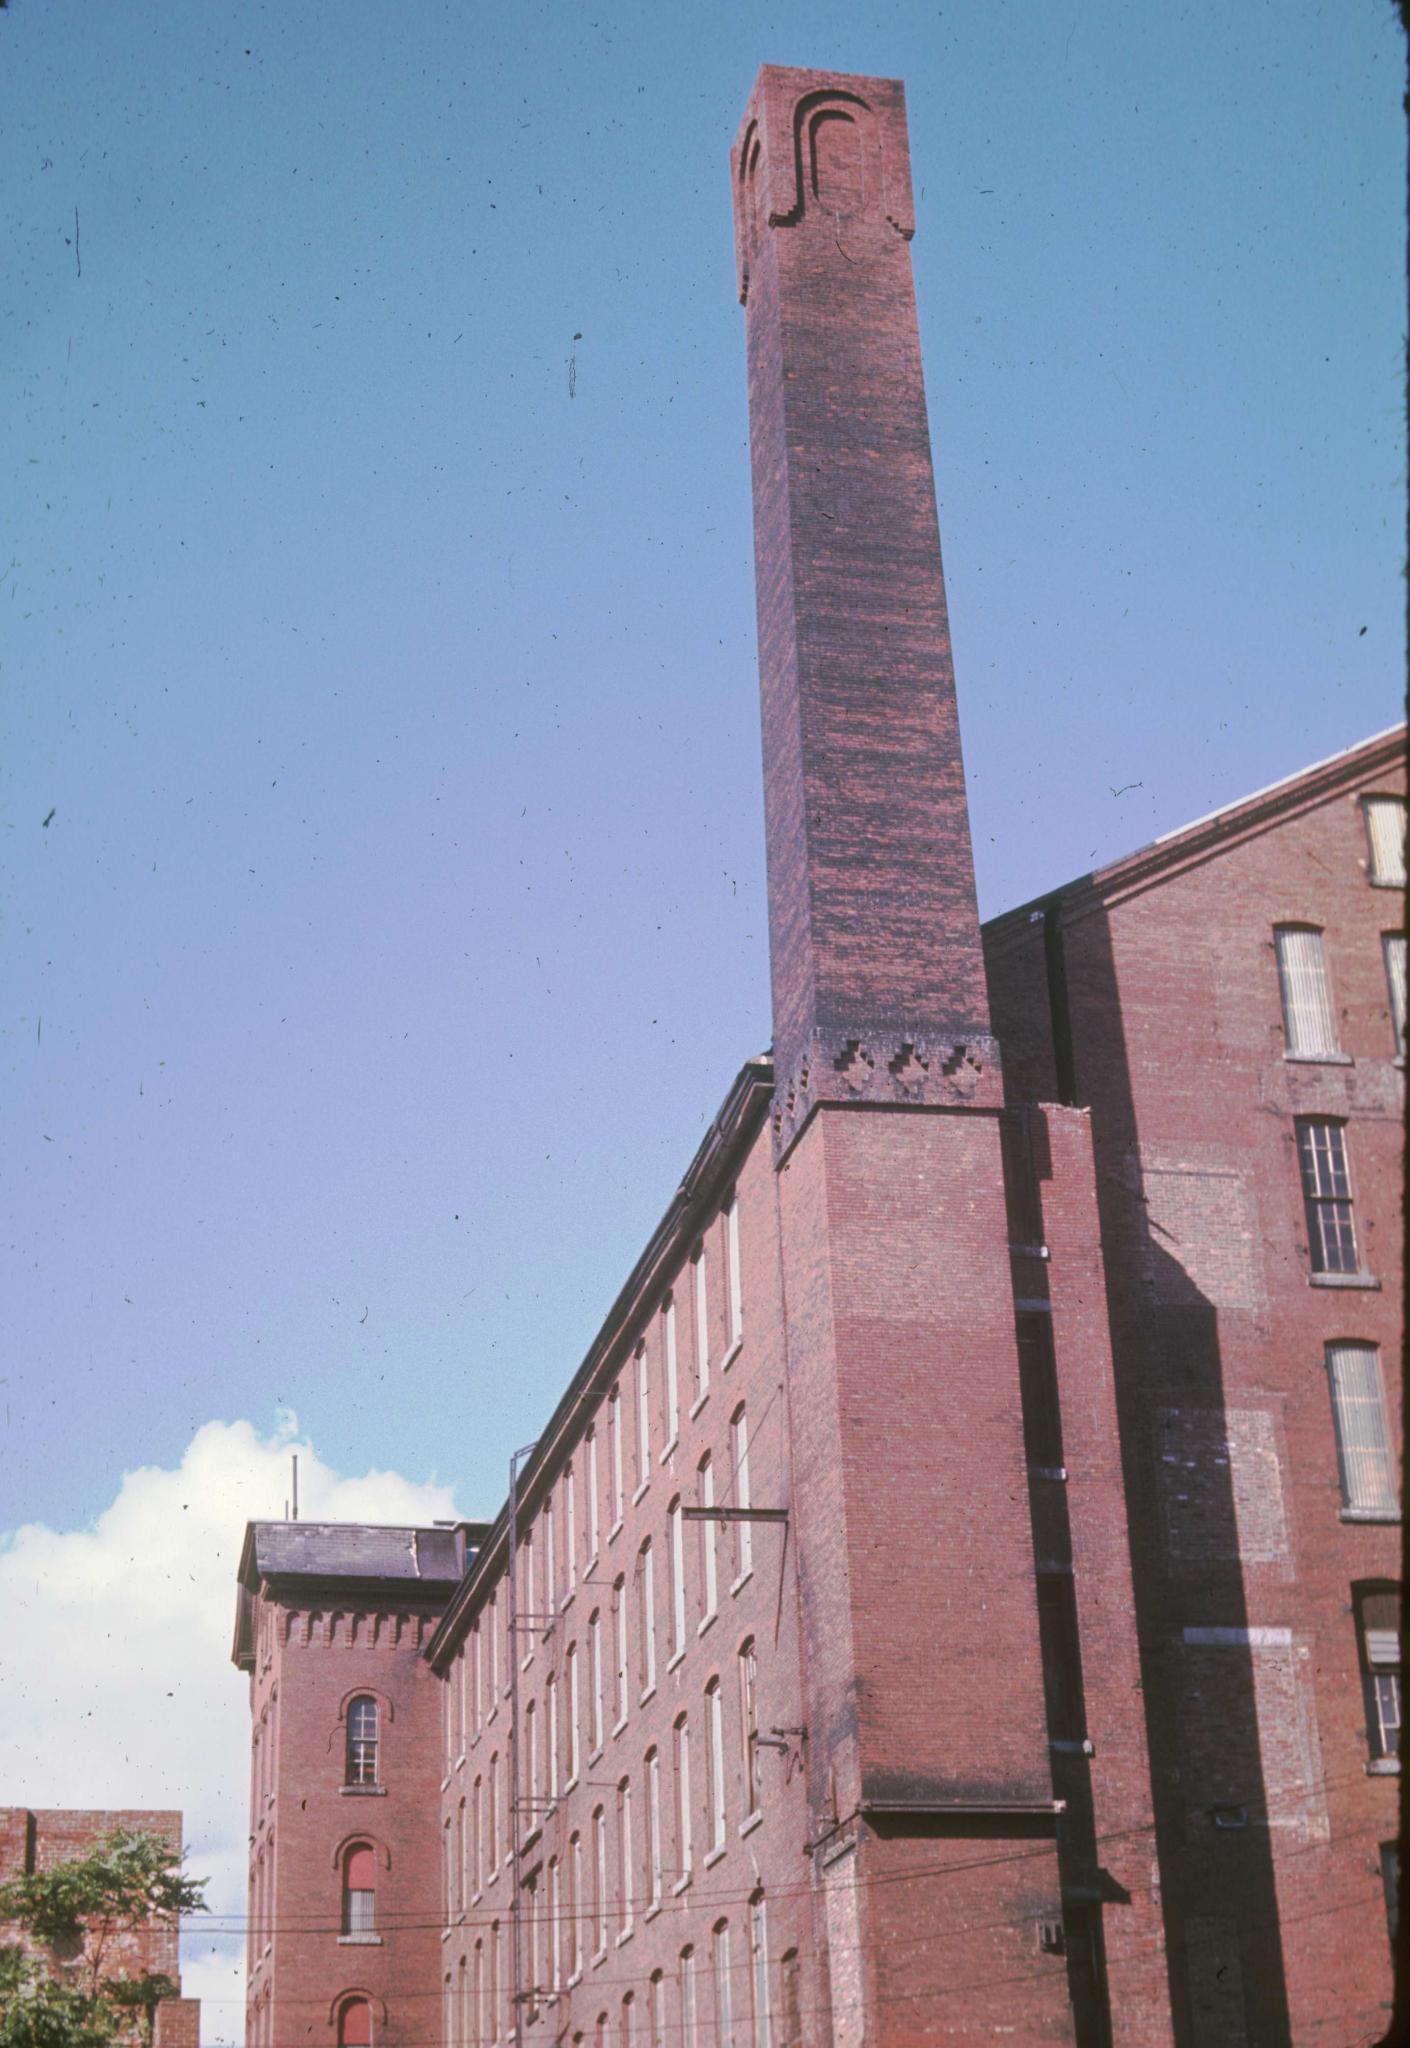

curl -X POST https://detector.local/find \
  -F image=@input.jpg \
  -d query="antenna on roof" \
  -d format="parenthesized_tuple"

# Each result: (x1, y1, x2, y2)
(291, 1454, 299, 1523)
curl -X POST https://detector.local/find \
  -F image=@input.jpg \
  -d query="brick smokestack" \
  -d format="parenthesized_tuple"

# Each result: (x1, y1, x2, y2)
(732, 66, 999, 1153)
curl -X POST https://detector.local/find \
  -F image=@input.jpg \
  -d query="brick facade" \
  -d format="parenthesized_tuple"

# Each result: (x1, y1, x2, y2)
(0, 1806, 201, 2045)
(234, 63, 1404, 2048)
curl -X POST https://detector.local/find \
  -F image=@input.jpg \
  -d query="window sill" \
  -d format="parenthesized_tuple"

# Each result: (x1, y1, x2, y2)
(455, 1753, 467, 1773)
(615, 1927, 634, 1949)
(560, 1587, 577, 1615)
(592, 1948, 608, 1972)
(584, 1553, 599, 1580)
(640, 1683, 657, 1708)
(689, 1391, 710, 1422)
(730, 1567, 754, 1598)
(522, 1823, 543, 1853)
(703, 1844, 726, 1870)
(339, 1934, 383, 1946)
(1283, 1051, 1353, 1066)
(672, 1872, 693, 1896)
(1309, 1272, 1381, 1290)
(1031, 1466, 1068, 1483)
(612, 1714, 629, 1741)
(633, 1478, 651, 1507)
(721, 1336, 743, 1373)
(697, 1609, 718, 1640)
(667, 1647, 687, 1674)
(567, 1971, 583, 1992)
(563, 1773, 580, 1796)
(340, 1785, 386, 1797)
(659, 1436, 680, 1466)
(1367, 1757, 1401, 1776)
(1340, 1507, 1401, 1524)
(644, 1901, 663, 1923)
(739, 1809, 764, 1839)
(608, 1519, 624, 1546)
(1369, 876, 1405, 890)
(1010, 1244, 1050, 1260)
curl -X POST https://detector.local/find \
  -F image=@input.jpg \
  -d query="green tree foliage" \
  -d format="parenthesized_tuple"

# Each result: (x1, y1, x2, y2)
(0, 1830, 206, 2048)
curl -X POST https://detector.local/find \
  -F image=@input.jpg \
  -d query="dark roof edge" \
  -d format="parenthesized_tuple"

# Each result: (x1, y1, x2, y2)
(231, 1521, 472, 1672)
(425, 1054, 774, 1671)
(983, 724, 1406, 947)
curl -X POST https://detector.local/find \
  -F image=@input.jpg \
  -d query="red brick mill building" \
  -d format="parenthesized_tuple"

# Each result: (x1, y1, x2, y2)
(231, 66, 1405, 2048)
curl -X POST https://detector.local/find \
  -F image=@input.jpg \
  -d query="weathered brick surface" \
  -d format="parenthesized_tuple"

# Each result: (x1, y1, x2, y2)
(985, 732, 1406, 2043)
(0, 1807, 196, 2028)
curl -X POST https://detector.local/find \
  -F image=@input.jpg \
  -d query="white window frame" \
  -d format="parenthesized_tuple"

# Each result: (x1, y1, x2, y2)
(646, 1746, 663, 1909)
(725, 1195, 743, 1352)
(663, 1296, 680, 1449)
(1328, 1344, 1398, 1515)
(693, 1248, 710, 1409)
(669, 1497, 687, 1660)
(731, 1405, 753, 1583)
(706, 1679, 726, 1853)
(639, 1540, 657, 1697)
(698, 1454, 718, 1625)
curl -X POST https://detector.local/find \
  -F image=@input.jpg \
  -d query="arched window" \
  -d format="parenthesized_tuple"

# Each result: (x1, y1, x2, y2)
(346, 1696, 378, 1785)
(338, 1997, 372, 2048)
(342, 1843, 376, 1936)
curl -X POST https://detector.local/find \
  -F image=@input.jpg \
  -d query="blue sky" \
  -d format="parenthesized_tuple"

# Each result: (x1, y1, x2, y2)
(4, 0, 1404, 1543)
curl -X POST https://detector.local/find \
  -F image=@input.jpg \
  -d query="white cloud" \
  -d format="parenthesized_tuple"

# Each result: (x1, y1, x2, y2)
(0, 1415, 460, 2045)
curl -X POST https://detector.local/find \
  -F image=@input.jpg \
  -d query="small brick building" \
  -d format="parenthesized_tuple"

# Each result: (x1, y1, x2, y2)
(233, 65, 1404, 2048)
(0, 1807, 201, 2046)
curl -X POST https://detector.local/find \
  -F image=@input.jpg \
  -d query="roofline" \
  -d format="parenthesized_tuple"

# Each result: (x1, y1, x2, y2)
(424, 1054, 774, 1671)
(231, 1520, 475, 1671)
(984, 724, 1406, 942)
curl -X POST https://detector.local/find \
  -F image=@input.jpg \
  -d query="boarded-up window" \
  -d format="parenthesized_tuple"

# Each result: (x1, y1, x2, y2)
(1274, 927, 1339, 1056)
(1327, 1345, 1397, 1513)
(1156, 1408, 1290, 1574)
(1364, 795, 1407, 886)
(1384, 934, 1407, 1057)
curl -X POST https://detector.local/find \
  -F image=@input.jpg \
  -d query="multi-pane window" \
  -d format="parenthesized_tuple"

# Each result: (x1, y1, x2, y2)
(613, 1576, 629, 1728)
(725, 1195, 743, 1351)
(589, 1609, 605, 1753)
(693, 1248, 710, 1406)
(610, 1388, 625, 1529)
(342, 1842, 376, 1934)
(638, 1541, 657, 1695)
(592, 1805, 608, 1956)
(346, 1695, 378, 1785)
(1296, 1119, 1359, 1273)
(1274, 926, 1340, 1057)
(674, 1713, 693, 1877)
(749, 1892, 771, 2048)
(1364, 795, 1407, 887)
(1385, 934, 1407, 1058)
(739, 1638, 761, 1817)
(669, 1498, 687, 1659)
(645, 1747, 663, 1909)
(1327, 1344, 1397, 1515)
(1356, 1586, 1401, 1762)
(636, 1345, 652, 1490)
(680, 1948, 698, 2048)
(697, 1454, 719, 1622)
(713, 1920, 734, 2048)
(617, 1777, 634, 1936)
(730, 1405, 753, 1581)
(663, 1296, 680, 1446)
(706, 1678, 727, 1851)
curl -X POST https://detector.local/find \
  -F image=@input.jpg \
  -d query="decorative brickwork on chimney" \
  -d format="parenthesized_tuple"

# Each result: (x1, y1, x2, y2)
(733, 66, 1000, 1155)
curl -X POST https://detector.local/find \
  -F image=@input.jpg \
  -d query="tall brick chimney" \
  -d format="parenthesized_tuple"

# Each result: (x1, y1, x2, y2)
(732, 65, 999, 1153)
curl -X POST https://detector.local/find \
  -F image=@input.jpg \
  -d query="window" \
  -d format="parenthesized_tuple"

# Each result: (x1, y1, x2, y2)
(1274, 926, 1340, 1057)
(444, 1815, 456, 1920)
(1385, 934, 1407, 1057)
(489, 1592, 501, 1706)
(680, 1947, 698, 2048)
(548, 1854, 562, 1993)
(525, 1698, 539, 1816)
(346, 1696, 378, 1785)
(622, 1992, 636, 2048)
(342, 1843, 376, 1935)
(663, 1297, 680, 1447)
(586, 1429, 601, 1561)
(1364, 794, 1407, 886)
(338, 2000, 372, 2048)
(1356, 1585, 1401, 1763)
(567, 1644, 581, 1785)
(610, 1387, 625, 1528)
(545, 1491, 558, 1610)
(1382, 1842, 1400, 1949)
(725, 1195, 743, 1350)
(693, 1249, 710, 1405)
(474, 1940, 485, 2048)
(730, 1406, 753, 1581)
(638, 1541, 656, 1695)
(589, 1609, 605, 1753)
(457, 1797, 467, 1911)
(697, 1454, 718, 1623)
(472, 1623, 483, 1738)
(705, 1679, 726, 1851)
(713, 1921, 734, 2048)
(674, 1713, 693, 1878)
(547, 1674, 560, 1798)
(490, 1922, 502, 2044)
(778, 1950, 801, 2048)
(649, 1971, 666, 2048)
(565, 1463, 578, 1593)
(617, 1777, 634, 1936)
(669, 1498, 687, 1659)
(1295, 1119, 1359, 1274)
(592, 1806, 608, 1956)
(471, 1776, 483, 1895)
(749, 1892, 771, 2048)
(487, 1752, 499, 1875)
(645, 1747, 663, 1909)
(613, 1576, 629, 1728)
(1327, 1344, 1397, 1515)
(521, 1528, 536, 1665)
(636, 1345, 652, 1489)
(569, 1831, 584, 1979)
(739, 1639, 761, 1817)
